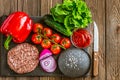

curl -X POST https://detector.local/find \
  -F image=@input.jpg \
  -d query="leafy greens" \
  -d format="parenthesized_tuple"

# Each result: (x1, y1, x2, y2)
(50, 0, 92, 35)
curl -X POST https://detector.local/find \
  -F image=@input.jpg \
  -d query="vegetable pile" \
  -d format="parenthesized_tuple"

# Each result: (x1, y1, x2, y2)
(0, 0, 93, 75)
(31, 23, 71, 55)
(50, 0, 92, 36)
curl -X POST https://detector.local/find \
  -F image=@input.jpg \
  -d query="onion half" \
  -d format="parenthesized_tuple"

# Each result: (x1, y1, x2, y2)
(39, 49, 57, 72)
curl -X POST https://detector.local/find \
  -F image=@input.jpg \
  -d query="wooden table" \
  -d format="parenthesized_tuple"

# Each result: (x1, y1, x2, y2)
(0, 0, 120, 80)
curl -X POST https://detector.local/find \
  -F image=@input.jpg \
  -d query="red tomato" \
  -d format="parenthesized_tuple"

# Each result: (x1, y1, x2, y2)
(31, 34, 42, 44)
(33, 23, 43, 33)
(43, 28, 52, 37)
(51, 34, 61, 43)
(60, 38, 71, 49)
(41, 39, 51, 49)
(50, 44, 61, 55)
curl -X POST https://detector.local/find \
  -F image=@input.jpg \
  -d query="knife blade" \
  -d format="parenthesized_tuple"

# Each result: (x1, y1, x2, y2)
(93, 22, 99, 76)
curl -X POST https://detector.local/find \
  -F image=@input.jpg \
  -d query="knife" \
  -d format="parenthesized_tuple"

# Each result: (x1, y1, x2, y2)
(93, 22, 99, 76)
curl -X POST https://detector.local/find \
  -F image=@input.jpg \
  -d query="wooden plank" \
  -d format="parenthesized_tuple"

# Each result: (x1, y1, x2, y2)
(19, 0, 38, 15)
(0, 0, 11, 16)
(0, 0, 4, 79)
(10, 0, 18, 13)
(40, 0, 51, 16)
(2, 0, 11, 15)
(25, 0, 40, 16)
(86, 0, 106, 80)
(0, 0, 4, 16)
(18, 0, 40, 16)
(0, 0, 17, 80)
(16, 77, 39, 80)
(106, 0, 120, 80)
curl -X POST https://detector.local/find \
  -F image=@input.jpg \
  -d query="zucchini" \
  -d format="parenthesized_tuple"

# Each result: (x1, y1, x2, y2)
(43, 15, 71, 37)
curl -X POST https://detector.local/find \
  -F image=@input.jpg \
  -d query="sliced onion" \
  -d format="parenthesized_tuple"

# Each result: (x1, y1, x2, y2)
(40, 56, 57, 72)
(39, 49, 52, 60)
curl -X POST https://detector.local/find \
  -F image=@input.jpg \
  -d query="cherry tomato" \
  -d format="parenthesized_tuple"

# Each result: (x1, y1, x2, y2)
(43, 28, 52, 37)
(33, 23, 43, 33)
(51, 34, 61, 43)
(60, 38, 71, 49)
(41, 39, 51, 49)
(31, 34, 42, 44)
(50, 44, 61, 55)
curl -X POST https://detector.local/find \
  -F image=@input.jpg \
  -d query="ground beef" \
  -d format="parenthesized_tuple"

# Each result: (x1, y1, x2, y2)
(7, 43, 39, 74)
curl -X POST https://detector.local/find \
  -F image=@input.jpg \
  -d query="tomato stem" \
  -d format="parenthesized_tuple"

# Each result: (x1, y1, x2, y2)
(49, 39, 66, 49)
(39, 34, 66, 49)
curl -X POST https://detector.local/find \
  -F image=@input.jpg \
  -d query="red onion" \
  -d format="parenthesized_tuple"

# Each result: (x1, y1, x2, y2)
(39, 49, 57, 72)
(40, 56, 56, 72)
(39, 49, 52, 60)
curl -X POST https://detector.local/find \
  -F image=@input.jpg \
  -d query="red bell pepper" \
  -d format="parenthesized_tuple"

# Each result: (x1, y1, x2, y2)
(0, 11, 33, 50)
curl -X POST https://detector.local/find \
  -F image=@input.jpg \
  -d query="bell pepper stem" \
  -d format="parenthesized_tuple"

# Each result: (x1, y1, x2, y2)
(4, 35, 12, 50)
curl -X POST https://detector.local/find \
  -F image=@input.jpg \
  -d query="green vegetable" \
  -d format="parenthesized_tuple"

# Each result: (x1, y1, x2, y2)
(50, 0, 92, 34)
(43, 15, 71, 37)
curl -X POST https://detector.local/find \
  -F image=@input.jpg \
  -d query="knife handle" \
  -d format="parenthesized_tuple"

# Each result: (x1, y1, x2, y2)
(93, 52, 99, 76)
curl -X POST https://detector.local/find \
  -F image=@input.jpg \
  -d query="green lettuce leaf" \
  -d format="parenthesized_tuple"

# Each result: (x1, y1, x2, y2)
(50, 0, 92, 34)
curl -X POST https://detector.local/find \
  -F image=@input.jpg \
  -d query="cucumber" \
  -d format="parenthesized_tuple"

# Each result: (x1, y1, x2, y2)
(43, 15, 71, 37)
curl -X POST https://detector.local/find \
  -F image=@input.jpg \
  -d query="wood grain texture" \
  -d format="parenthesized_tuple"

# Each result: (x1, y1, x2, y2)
(0, 0, 17, 80)
(86, 0, 106, 80)
(0, 0, 119, 80)
(93, 52, 99, 76)
(106, 0, 120, 80)
(0, 0, 4, 16)
(10, 0, 18, 13)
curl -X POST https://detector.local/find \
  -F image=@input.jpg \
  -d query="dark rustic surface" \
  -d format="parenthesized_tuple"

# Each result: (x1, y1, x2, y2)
(0, 0, 119, 80)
